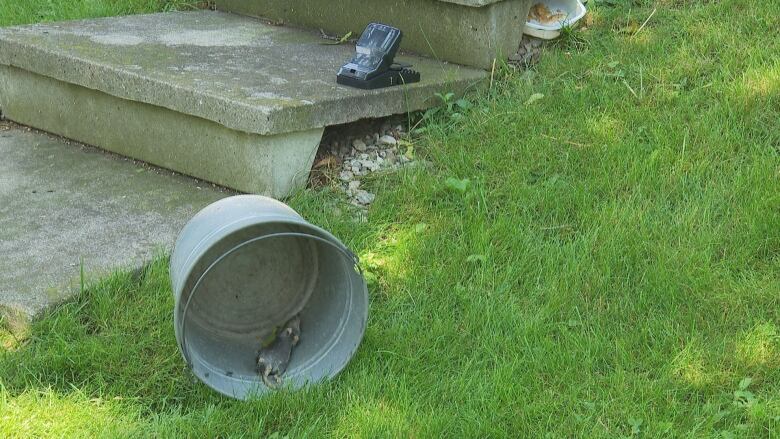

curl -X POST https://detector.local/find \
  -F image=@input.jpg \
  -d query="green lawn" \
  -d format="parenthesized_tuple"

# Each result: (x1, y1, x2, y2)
(2, 0, 779, 437)
(0, 0, 200, 26)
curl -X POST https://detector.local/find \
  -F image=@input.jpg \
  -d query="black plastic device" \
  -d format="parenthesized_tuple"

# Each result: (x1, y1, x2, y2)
(337, 23, 420, 90)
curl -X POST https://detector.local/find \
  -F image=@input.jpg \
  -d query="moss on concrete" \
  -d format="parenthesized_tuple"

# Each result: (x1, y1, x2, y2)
(0, 11, 487, 136)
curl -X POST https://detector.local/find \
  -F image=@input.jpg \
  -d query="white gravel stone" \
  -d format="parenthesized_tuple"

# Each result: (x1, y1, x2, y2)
(347, 180, 361, 194)
(355, 190, 376, 205)
(352, 139, 367, 152)
(379, 135, 397, 145)
(360, 159, 379, 171)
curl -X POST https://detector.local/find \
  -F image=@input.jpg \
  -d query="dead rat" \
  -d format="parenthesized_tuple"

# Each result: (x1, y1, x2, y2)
(256, 315, 301, 389)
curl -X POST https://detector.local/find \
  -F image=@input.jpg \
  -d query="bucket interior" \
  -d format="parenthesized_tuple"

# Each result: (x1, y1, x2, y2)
(178, 221, 365, 394)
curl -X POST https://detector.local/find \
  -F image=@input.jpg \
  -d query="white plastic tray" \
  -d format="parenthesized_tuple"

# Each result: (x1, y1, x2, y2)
(524, 0, 587, 40)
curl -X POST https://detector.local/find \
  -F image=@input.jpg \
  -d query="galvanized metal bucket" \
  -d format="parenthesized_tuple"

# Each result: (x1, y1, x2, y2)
(170, 195, 368, 399)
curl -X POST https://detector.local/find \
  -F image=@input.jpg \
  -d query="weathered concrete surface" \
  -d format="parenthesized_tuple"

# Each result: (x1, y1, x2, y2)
(0, 65, 323, 197)
(0, 125, 227, 331)
(427, 0, 509, 5)
(216, 0, 533, 69)
(0, 11, 487, 136)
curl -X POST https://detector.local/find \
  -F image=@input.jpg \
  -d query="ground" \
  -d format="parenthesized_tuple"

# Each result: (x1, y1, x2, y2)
(1, 0, 779, 437)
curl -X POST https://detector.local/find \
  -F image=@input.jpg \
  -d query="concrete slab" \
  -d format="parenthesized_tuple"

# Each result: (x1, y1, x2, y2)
(0, 65, 324, 197)
(216, 0, 533, 69)
(0, 11, 487, 136)
(0, 11, 485, 195)
(0, 124, 227, 331)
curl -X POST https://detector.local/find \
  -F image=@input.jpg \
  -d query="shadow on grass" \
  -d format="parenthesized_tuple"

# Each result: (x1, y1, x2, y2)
(0, 259, 204, 406)
(0, 198, 425, 436)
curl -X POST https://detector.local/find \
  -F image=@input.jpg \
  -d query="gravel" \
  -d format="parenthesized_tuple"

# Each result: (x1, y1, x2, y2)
(379, 135, 397, 146)
(313, 120, 420, 207)
(509, 36, 546, 68)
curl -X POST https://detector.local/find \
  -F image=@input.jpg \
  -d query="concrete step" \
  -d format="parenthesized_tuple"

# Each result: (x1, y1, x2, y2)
(0, 123, 227, 332)
(0, 11, 486, 197)
(216, 0, 533, 69)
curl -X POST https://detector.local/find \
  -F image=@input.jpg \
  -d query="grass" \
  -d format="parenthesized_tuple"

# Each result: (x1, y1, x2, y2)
(0, 0, 201, 26)
(2, 0, 780, 437)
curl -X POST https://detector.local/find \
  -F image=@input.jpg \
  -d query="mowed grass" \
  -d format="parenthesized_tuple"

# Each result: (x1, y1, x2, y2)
(2, 0, 780, 437)
(0, 0, 199, 26)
